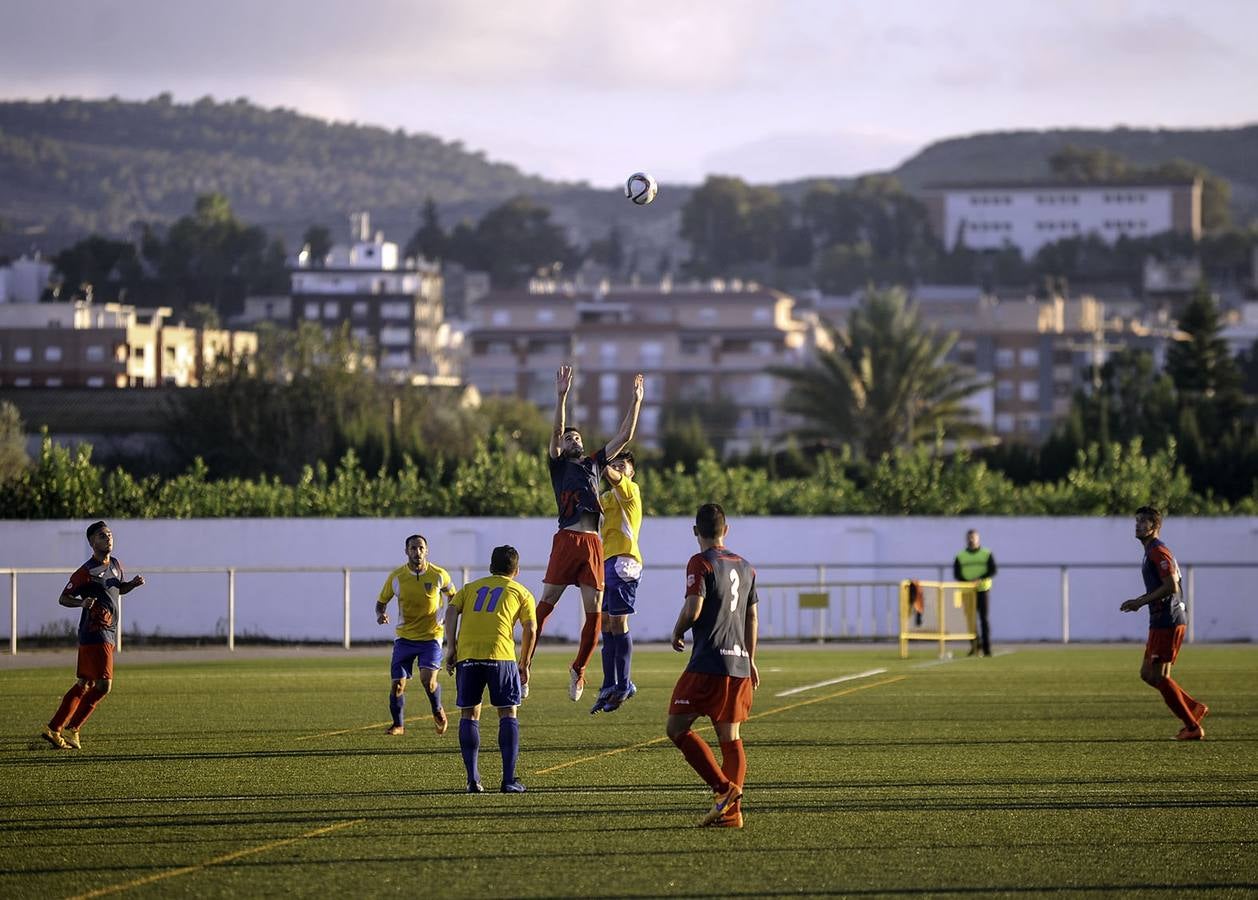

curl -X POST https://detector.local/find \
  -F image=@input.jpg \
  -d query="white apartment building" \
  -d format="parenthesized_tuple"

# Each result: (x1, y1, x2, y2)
(922, 179, 1202, 259)
(290, 213, 454, 381)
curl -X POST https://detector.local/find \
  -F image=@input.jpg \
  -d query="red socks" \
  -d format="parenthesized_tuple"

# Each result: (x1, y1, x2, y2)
(572, 611, 602, 673)
(49, 683, 90, 731)
(720, 739, 747, 814)
(66, 687, 108, 729)
(671, 731, 726, 791)
(1156, 677, 1196, 729)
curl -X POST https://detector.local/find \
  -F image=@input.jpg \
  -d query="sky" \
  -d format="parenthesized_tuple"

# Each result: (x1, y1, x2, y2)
(1, 0, 1255, 187)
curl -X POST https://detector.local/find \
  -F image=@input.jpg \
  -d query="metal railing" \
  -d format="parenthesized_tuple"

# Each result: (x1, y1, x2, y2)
(3, 560, 1253, 654)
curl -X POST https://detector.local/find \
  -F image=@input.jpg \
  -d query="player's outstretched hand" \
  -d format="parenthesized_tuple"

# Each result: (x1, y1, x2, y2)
(1119, 598, 1142, 612)
(556, 365, 574, 395)
(749, 661, 760, 690)
(129, 575, 145, 589)
(671, 632, 686, 652)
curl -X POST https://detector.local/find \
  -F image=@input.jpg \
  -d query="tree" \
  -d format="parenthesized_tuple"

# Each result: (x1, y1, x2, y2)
(301, 224, 332, 266)
(405, 197, 447, 262)
(470, 196, 577, 287)
(771, 288, 989, 460)
(50, 235, 142, 302)
(1048, 145, 1130, 181)
(0, 401, 29, 484)
(1165, 285, 1246, 438)
(679, 176, 785, 275)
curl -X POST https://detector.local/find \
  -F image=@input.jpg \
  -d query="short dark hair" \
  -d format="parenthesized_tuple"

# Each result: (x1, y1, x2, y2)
(1135, 506, 1162, 529)
(86, 521, 108, 540)
(490, 545, 519, 576)
(404, 534, 426, 548)
(695, 503, 726, 539)
(612, 450, 635, 467)
(562, 426, 581, 437)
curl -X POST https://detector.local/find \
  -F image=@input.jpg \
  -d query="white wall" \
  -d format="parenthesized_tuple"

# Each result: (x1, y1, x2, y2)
(2, 517, 1256, 646)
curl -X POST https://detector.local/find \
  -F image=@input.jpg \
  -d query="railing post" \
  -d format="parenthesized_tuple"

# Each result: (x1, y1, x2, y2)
(343, 568, 352, 650)
(10, 572, 17, 656)
(227, 568, 236, 651)
(1186, 565, 1195, 644)
(1060, 566, 1070, 644)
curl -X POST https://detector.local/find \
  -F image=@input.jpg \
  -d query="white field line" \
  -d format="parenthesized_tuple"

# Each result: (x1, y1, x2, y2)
(774, 668, 887, 697)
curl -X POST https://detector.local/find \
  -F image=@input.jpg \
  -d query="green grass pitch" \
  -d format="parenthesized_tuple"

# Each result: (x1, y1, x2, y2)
(1, 644, 1256, 898)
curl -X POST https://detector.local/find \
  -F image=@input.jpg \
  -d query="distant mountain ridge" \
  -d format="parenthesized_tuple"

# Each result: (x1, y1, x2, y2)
(1, 96, 1254, 260)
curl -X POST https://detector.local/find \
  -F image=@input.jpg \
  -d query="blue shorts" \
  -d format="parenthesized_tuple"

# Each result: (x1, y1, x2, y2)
(455, 660, 522, 709)
(390, 638, 443, 680)
(602, 556, 642, 616)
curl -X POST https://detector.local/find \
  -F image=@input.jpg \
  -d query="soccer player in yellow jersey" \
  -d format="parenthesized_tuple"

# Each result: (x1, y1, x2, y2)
(376, 534, 457, 736)
(591, 451, 643, 715)
(444, 545, 537, 793)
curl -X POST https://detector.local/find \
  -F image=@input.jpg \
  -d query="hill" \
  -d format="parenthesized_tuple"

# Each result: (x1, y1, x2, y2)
(1, 97, 1254, 265)
(0, 95, 685, 264)
(890, 125, 1258, 223)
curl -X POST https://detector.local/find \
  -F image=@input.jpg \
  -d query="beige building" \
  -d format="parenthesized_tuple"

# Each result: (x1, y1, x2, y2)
(464, 280, 822, 452)
(0, 301, 256, 388)
(814, 286, 1125, 442)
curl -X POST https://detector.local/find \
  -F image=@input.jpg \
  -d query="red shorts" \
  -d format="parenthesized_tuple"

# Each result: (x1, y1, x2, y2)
(543, 530, 604, 590)
(668, 671, 754, 722)
(77, 643, 114, 681)
(1144, 625, 1185, 665)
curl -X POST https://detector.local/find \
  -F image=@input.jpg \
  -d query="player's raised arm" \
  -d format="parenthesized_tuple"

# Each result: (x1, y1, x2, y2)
(549, 365, 574, 459)
(603, 372, 644, 459)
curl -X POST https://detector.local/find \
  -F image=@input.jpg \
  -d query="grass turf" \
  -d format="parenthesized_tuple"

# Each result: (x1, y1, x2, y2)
(1, 644, 1256, 898)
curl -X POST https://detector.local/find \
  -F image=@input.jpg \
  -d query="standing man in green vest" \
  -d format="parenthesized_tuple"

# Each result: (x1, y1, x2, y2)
(954, 529, 997, 657)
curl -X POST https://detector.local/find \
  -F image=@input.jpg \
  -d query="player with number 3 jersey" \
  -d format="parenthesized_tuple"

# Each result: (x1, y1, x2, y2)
(666, 503, 759, 829)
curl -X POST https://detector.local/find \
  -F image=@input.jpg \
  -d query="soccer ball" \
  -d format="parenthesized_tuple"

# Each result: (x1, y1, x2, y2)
(625, 172, 658, 206)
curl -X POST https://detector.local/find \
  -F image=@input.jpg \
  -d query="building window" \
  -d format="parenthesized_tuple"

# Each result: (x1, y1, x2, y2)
(643, 374, 664, 398)
(1019, 381, 1040, 402)
(536, 309, 555, 324)
(600, 342, 618, 364)
(491, 310, 510, 326)
(995, 413, 1014, 433)
(14, 347, 32, 363)
(750, 408, 772, 427)
(86, 376, 105, 388)
(599, 406, 619, 435)
(133, 346, 145, 360)
(699, 308, 717, 323)
(304, 302, 320, 320)
(1018, 348, 1040, 368)
(45, 346, 62, 362)
(351, 301, 369, 319)
(681, 337, 707, 355)
(380, 301, 411, 319)
(323, 301, 340, 319)
(640, 406, 660, 434)
(995, 348, 1015, 370)
(753, 308, 771, 322)
(46, 377, 62, 387)
(599, 373, 618, 402)
(13, 377, 32, 387)
(379, 326, 411, 346)
(996, 380, 1015, 401)
(640, 342, 663, 367)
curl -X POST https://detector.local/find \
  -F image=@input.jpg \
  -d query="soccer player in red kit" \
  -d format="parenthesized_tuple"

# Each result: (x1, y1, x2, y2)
(666, 503, 759, 828)
(532, 364, 643, 702)
(1120, 506, 1208, 740)
(40, 521, 145, 750)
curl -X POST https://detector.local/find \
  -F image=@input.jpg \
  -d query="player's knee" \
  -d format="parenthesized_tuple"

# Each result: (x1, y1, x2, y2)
(665, 720, 689, 742)
(392, 679, 406, 696)
(96, 679, 112, 695)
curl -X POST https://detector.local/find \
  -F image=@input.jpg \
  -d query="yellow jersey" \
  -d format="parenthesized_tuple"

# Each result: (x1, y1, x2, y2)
(600, 475, 642, 563)
(378, 563, 454, 641)
(450, 575, 536, 661)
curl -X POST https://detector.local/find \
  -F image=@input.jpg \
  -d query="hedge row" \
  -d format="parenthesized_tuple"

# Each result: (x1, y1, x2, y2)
(1, 435, 1253, 519)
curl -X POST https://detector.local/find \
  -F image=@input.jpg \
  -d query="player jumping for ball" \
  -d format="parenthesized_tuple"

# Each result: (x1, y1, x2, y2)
(533, 365, 643, 702)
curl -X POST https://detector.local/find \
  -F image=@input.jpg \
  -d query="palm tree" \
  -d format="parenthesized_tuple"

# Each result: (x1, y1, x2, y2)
(772, 288, 988, 459)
